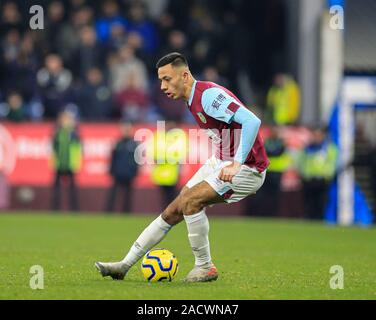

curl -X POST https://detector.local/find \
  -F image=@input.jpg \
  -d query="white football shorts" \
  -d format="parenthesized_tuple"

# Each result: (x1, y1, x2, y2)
(186, 155, 266, 203)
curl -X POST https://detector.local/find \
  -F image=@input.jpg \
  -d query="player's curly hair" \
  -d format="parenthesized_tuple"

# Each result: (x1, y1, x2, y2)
(156, 52, 188, 69)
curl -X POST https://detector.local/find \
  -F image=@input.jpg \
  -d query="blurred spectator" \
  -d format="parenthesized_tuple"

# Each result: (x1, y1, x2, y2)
(0, 30, 36, 98)
(37, 54, 73, 118)
(77, 67, 112, 120)
(45, 1, 66, 55)
(127, 1, 158, 55)
(266, 73, 300, 125)
(0, 91, 26, 122)
(127, 30, 143, 50)
(1, 29, 21, 65)
(55, 5, 95, 63)
(108, 22, 128, 52)
(70, 25, 107, 81)
(68, 0, 87, 11)
(202, 66, 228, 87)
(15, 32, 40, 101)
(105, 122, 139, 213)
(142, 0, 169, 21)
(188, 8, 223, 75)
(51, 110, 82, 211)
(297, 127, 338, 220)
(109, 45, 148, 93)
(95, 0, 128, 44)
(149, 122, 187, 210)
(109, 44, 149, 121)
(126, 30, 156, 71)
(261, 127, 291, 216)
(163, 0, 192, 33)
(114, 70, 149, 122)
(154, 13, 175, 51)
(158, 29, 190, 59)
(0, 1, 24, 37)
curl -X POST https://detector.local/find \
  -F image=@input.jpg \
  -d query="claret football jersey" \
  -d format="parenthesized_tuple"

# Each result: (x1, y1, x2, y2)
(187, 80, 269, 173)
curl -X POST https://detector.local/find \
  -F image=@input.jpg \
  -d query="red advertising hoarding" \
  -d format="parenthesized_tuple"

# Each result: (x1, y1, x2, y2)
(0, 122, 311, 188)
(0, 122, 204, 187)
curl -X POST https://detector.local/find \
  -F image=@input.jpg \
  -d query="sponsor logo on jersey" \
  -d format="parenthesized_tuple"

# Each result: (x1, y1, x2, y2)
(211, 93, 226, 110)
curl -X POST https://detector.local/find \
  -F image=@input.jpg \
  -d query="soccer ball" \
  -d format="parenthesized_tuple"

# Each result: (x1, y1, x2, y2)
(141, 248, 178, 282)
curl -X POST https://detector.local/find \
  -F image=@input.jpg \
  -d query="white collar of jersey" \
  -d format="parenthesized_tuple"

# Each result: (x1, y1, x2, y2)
(188, 80, 197, 106)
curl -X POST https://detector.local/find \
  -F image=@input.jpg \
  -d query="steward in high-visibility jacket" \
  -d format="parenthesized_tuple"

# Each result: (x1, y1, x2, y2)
(266, 74, 300, 125)
(261, 128, 292, 216)
(266, 139, 291, 175)
(297, 128, 338, 220)
(148, 124, 187, 209)
(298, 141, 337, 182)
(52, 128, 82, 173)
(51, 110, 82, 211)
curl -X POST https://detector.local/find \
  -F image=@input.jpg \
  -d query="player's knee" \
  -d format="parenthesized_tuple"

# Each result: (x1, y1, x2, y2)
(179, 195, 204, 215)
(161, 204, 182, 226)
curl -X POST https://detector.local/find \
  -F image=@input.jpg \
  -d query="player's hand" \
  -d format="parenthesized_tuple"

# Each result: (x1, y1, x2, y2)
(218, 161, 242, 183)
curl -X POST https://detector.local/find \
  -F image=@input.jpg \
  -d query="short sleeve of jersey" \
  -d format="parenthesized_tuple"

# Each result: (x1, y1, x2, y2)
(201, 87, 241, 124)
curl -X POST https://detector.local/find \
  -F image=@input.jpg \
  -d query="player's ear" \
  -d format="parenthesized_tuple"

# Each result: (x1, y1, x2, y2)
(182, 70, 189, 83)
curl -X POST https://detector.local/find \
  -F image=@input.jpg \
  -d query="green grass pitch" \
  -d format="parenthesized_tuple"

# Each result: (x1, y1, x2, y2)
(0, 212, 375, 300)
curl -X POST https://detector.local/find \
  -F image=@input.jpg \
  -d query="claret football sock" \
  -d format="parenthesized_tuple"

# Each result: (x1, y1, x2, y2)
(121, 214, 172, 268)
(184, 210, 212, 267)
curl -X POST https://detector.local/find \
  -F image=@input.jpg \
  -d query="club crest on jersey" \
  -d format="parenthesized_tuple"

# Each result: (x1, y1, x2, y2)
(197, 112, 207, 123)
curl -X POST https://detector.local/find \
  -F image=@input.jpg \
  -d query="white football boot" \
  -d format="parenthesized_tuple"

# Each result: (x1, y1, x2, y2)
(184, 262, 218, 282)
(95, 261, 129, 280)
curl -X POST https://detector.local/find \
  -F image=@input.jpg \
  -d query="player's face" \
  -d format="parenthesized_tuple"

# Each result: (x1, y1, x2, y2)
(158, 64, 187, 100)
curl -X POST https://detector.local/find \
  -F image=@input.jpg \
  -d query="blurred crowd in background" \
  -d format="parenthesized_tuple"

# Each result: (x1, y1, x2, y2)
(0, 0, 296, 125)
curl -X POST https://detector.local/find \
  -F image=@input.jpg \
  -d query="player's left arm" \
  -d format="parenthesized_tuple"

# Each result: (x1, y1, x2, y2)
(219, 107, 261, 182)
(201, 88, 261, 182)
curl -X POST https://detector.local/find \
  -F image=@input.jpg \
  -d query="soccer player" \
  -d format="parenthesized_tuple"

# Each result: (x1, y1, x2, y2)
(95, 52, 269, 282)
